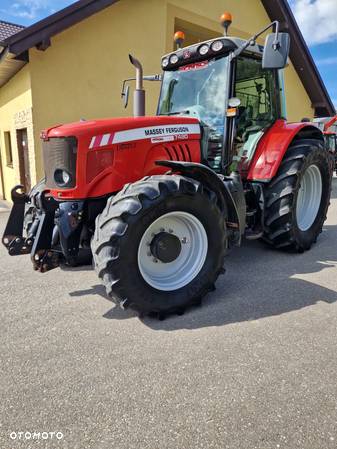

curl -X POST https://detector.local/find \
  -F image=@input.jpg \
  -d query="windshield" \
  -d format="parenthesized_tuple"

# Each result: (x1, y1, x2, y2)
(158, 56, 229, 170)
(158, 57, 229, 125)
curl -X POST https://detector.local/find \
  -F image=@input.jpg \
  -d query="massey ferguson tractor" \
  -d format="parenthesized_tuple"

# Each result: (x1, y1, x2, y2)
(2, 14, 332, 318)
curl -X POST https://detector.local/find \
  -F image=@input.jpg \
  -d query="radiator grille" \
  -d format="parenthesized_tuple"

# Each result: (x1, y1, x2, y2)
(42, 137, 77, 189)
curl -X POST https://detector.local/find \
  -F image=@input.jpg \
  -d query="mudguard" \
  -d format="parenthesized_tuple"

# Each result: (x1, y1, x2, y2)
(156, 160, 246, 246)
(247, 119, 324, 181)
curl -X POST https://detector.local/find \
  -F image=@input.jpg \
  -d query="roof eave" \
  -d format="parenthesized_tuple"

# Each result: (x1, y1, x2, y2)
(3, 0, 119, 56)
(261, 0, 335, 117)
(0, 50, 26, 88)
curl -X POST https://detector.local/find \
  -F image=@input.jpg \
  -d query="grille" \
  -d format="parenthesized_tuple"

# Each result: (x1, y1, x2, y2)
(42, 137, 77, 189)
(163, 143, 192, 161)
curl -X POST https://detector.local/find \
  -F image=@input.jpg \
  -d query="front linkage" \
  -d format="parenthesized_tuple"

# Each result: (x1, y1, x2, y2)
(2, 185, 85, 272)
(2, 185, 32, 256)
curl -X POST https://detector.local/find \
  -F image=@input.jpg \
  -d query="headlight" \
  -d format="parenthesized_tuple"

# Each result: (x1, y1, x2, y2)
(169, 54, 179, 64)
(211, 40, 224, 52)
(162, 57, 169, 68)
(54, 169, 72, 187)
(198, 44, 209, 55)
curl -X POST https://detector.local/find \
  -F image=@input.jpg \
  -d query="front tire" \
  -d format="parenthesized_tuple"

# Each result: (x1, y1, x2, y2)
(91, 175, 227, 317)
(264, 138, 332, 251)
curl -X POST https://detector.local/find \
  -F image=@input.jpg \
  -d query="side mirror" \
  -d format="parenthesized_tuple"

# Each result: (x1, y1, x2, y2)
(121, 84, 130, 108)
(262, 32, 290, 69)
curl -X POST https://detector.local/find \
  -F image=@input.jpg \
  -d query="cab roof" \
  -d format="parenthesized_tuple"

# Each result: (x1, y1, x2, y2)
(161, 37, 263, 71)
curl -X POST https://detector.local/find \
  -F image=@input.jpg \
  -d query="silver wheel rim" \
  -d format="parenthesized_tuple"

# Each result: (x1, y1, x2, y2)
(137, 211, 208, 291)
(296, 164, 322, 231)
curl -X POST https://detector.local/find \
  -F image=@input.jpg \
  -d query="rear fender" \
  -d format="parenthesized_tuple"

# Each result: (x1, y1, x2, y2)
(156, 160, 246, 246)
(247, 119, 324, 181)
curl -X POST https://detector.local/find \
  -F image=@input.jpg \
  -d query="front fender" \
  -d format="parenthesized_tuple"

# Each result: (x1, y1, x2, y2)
(247, 119, 324, 181)
(156, 160, 246, 246)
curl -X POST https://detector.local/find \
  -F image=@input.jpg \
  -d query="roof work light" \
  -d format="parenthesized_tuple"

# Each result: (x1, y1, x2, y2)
(174, 31, 185, 49)
(220, 12, 232, 36)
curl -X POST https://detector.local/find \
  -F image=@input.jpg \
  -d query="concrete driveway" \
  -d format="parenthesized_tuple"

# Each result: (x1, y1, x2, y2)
(1, 180, 337, 449)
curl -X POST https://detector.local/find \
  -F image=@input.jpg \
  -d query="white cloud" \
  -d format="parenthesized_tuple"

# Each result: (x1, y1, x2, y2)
(4, 0, 53, 20)
(316, 56, 337, 65)
(291, 0, 337, 45)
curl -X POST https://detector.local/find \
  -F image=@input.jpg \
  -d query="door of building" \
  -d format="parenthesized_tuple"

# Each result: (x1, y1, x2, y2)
(0, 146, 4, 199)
(17, 128, 31, 192)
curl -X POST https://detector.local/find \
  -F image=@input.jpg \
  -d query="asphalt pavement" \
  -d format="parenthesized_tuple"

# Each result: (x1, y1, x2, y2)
(1, 180, 337, 449)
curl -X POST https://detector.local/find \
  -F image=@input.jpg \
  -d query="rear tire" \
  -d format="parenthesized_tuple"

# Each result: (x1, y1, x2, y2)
(91, 175, 227, 317)
(264, 138, 331, 251)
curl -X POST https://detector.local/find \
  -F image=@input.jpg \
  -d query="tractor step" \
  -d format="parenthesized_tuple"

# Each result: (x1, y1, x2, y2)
(245, 229, 263, 240)
(246, 209, 257, 217)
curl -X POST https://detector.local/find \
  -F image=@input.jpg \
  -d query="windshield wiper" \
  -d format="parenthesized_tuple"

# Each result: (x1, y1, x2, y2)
(166, 110, 190, 115)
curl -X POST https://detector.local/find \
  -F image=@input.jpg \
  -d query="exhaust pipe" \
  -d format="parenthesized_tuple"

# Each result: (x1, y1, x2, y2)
(129, 54, 145, 117)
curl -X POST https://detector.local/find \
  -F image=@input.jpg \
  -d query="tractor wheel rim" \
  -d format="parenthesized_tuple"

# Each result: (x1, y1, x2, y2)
(296, 164, 322, 231)
(137, 211, 208, 291)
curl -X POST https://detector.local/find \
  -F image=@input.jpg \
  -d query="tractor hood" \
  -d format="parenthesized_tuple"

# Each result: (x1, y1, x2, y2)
(42, 116, 201, 142)
(40, 114, 202, 201)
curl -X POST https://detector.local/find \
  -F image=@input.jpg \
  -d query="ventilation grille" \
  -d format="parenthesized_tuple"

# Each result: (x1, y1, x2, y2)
(163, 144, 192, 162)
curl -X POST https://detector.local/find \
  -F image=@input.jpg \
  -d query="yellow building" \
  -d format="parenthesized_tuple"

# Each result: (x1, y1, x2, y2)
(0, 0, 334, 200)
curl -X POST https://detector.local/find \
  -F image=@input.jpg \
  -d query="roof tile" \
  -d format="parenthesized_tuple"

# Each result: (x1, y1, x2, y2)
(0, 20, 25, 43)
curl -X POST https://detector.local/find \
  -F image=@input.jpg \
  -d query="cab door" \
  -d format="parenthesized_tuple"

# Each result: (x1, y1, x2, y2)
(232, 56, 281, 173)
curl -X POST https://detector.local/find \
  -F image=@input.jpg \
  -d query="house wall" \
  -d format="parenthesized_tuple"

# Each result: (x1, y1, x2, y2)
(29, 0, 167, 177)
(0, 65, 35, 200)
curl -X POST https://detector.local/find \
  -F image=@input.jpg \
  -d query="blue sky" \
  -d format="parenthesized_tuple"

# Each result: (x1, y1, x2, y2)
(1, 0, 336, 109)
(0, 0, 74, 24)
(289, 0, 337, 109)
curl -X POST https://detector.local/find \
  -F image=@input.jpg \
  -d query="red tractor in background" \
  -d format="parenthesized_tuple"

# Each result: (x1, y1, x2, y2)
(2, 14, 332, 318)
(314, 115, 337, 174)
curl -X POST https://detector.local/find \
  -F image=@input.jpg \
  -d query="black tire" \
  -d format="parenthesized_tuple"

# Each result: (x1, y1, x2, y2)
(264, 138, 332, 251)
(91, 175, 227, 317)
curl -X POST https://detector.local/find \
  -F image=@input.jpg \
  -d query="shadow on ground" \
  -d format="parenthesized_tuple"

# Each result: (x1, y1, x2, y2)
(69, 222, 337, 331)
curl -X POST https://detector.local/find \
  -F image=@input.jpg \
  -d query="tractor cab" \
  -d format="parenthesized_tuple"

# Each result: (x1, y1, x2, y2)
(314, 115, 337, 173)
(324, 132, 337, 153)
(158, 15, 289, 174)
(324, 132, 337, 175)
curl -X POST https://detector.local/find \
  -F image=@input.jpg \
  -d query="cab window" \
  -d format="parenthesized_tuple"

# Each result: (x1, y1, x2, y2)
(233, 56, 280, 166)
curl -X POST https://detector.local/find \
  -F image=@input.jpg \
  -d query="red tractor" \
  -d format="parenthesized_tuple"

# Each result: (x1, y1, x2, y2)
(2, 14, 332, 318)
(315, 115, 337, 174)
